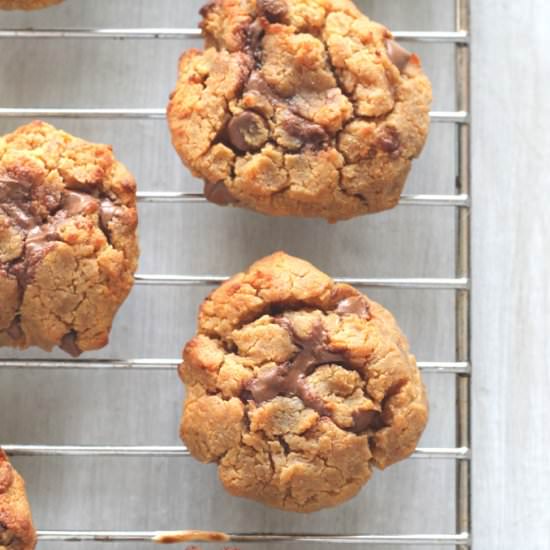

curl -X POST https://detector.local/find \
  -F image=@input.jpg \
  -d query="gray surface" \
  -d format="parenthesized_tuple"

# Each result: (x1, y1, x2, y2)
(2, 1, 545, 549)
(471, 1, 550, 549)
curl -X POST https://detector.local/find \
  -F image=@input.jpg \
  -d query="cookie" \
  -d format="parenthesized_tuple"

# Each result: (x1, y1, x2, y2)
(168, 0, 432, 222)
(179, 252, 428, 512)
(0, 0, 63, 9)
(0, 121, 139, 356)
(0, 450, 37, 550)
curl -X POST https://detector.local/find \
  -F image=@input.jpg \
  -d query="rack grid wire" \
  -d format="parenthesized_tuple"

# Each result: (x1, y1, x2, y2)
(0, 0, 471, 547)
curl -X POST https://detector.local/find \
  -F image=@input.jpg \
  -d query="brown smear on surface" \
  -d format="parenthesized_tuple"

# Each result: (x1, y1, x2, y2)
(153, 530, 231, 544)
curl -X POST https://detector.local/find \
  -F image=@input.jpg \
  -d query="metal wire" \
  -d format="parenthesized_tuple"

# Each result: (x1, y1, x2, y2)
(0, 28, 469, 43)
(133, 274, 470, 289)
(3, 445, 470, 460)
(0, 108, 468, 122)
(1, 7, 472, 547)
(455, 2, 472, 549)
(135, 191, 471, 207)
(0, 359, 471, 373)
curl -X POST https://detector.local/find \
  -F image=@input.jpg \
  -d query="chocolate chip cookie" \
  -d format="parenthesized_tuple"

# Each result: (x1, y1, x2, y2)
(168, 0, 432, 222)
(0, 121, 139, 356)
(179, 252, 428, 512)
(0, 0, 62, 9)
(0, 450, 36, 550)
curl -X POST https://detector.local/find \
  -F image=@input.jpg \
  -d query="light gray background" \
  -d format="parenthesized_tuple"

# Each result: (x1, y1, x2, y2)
(0, 1, 547, 549)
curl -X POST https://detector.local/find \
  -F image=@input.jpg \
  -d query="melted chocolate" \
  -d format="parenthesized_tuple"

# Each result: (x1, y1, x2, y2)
(247, 18, 265, 61)
(281, 112, 329, 147)
(351, 409, 383, 433)
(257, 0, 288, 23)
(63, 190, 99, 216)
(6, 317, 23, 340)
(245, 71, 277, 99)
(245, 319, 343, 414)
(0, 177, 37, 229)
(0, 202, 36, 230)
(59, 331, 82, 358)
(204, 182, 237, 206)
(377, 126, 401, 154)
(98, 198, 122, 242)
(0, 522, 16, 547)
(199, 0, 215, 18)
(8, 224, 58, 287)
(243, 312, 385, 432)
(244, 72, 329, 148)
(385, 39, 412, 73)
(336, 296, 371, 318)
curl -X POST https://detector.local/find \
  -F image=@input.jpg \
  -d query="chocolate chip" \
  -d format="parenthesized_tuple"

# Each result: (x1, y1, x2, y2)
(204, 182, 237, 206)
(0, 177, 37, 229)
(227, 111, 269, 152)
(257, 0, 288, 23)
(281, 112, 328, 148)
(63, 190, 99, 216)
(0, 526, 15, 547)
(377, 126, 401, 154)
(351, 409, 384, 433)
(247, 18, 265, 60)
(246, 71, 276, 98)
(6, 317, 23, 340)
(59, 331, 82, 357)
(98, 199, 122, 242)
(0, 202, 35, 230)
(336, 296, 371, 318)
(10, 225, 58, 287)
(199, 0, 215, 18)
(0, 176, 32, 202)
(296, 378, 331, 416)
(385, 39, 412, 73)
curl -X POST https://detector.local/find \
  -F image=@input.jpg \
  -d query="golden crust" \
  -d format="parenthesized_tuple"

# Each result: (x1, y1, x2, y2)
(180, 252, 428, 512)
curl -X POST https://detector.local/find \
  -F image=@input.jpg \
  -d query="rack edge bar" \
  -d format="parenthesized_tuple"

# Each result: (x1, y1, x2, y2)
(134, 275, 470, 290)
(0, 108, 469, 123)
(36, 530, 470, 545)
(136, 192, 471, 207)
(0, 28, 469, 43)
(4, 445, 471, 460)
(0, 360, 471, 374)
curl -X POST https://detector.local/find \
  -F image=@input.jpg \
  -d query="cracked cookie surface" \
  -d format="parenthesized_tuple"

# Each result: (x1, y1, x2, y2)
(0, 450, 36, 550)
(168, 0, 432, 222)
(0, 0, 62, 9)
(179, 252, 428, 512)
(0, 121, 139, 356)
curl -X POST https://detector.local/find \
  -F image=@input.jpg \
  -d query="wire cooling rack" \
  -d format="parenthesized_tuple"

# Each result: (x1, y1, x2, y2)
(0, 0, 471, 547)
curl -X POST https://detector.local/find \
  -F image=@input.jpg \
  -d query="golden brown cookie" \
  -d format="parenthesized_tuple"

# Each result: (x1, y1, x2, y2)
(168, 0, 432, 222)
(0, 121, 139, 356)
(0, 0, 62, 9)
(179, 252, 428, 512)
(0, 450, 36, 550)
